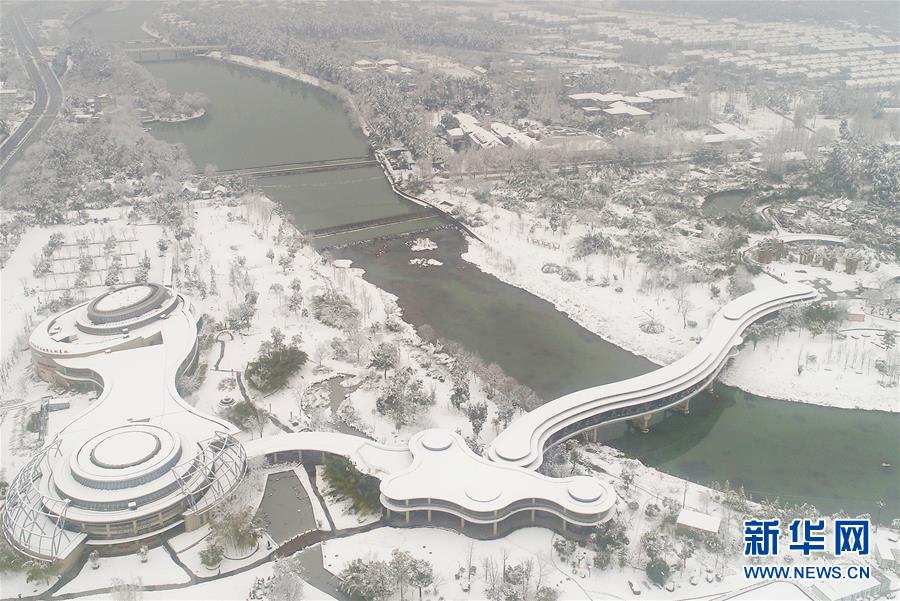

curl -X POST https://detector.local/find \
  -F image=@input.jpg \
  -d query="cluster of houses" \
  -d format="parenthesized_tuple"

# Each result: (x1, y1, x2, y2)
(443, 112, 537, 151)
(567, 88, 685, 121)
(352, 58, 413, 75)
(68, 93, 112, 124)
(575, 11, 899, 90)
(157, 12, 196, 33)
(180, 179, 232, 200)
(683, 48, 900, 89)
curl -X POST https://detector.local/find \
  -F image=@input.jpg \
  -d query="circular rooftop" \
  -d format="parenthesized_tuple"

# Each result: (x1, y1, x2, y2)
(568, 479, 606, 504)
(67, 424, 182, 491)
(465, 483, 502, 504)
(86, 283, 169, 325)
(91, 429, 162, 469)
(70, 283, 178, 336)
(420, 430, 453, 452)
(491, 437, 529, 463)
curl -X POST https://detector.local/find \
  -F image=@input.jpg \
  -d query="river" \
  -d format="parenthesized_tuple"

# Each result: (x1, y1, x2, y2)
(73, 6, 898, 522)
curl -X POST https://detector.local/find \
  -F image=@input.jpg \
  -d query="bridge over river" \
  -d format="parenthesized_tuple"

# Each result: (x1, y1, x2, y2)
(202, 155, 379, 178)
(125, 44, 226, 62)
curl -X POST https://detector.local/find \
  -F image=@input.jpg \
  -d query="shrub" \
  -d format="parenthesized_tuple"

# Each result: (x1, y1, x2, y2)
(311, 289, 359, 329)
(572, 232, 611, 258)
(199, 539, 224, 568)
(322, 455, 381, 514)
(646, 558, 670, 586)
(245, 329, 307, 393)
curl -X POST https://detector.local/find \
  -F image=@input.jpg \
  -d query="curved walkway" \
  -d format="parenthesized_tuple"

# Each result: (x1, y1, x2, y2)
(487, 282, 818, 469)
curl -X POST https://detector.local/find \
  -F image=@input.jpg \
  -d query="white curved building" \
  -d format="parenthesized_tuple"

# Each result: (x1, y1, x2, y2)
(4, 284, 246, 566)
(488, 283, 818, 469)
(246, 429, 616, 537)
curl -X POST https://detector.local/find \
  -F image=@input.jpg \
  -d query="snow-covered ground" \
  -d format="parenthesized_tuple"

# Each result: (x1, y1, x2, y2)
(427, 184, 899, 412)
(83, 562, 336, 601)
(179, 199, 502, 449)
(720, 323, 899, 412)
(56, 547, 190, 595)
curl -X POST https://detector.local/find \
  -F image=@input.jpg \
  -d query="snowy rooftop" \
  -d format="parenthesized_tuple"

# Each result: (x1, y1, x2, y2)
(381, 430, 615, 524)
(6, 288, 245, 560)
(637, 88, 685, 101)
(676, 508, 721, 533)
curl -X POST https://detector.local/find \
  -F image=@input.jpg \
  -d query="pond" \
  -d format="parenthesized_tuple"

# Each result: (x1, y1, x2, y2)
(702, 188, 751, 217)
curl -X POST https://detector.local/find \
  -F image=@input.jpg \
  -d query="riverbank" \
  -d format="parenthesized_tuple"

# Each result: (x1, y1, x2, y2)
(205, 52, 370, 137)
(427, 184, 898, 412)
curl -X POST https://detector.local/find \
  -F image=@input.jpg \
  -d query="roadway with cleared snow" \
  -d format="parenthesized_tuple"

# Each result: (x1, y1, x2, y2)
(0, 13, 63, 182)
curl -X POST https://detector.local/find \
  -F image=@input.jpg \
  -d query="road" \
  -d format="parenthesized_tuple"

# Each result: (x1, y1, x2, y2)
(0, 12, 63, 182)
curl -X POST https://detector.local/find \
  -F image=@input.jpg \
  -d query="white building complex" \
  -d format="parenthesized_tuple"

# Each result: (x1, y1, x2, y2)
(3, 281, 816, 569)
(5, 284, 246, 568)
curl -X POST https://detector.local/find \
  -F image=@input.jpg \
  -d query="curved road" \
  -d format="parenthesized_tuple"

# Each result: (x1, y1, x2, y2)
(0, 13, 63, 182)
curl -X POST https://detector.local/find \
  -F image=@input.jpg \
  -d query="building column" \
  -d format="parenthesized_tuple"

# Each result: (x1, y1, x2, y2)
(405, 511, 410, 523)
(427, 510, 432, 523)
(531, 509, 535, 523)
(634, 414, 651, 433)
(591, 427, 599, 443)
(562, 518, 567, 532)
(386, 508, 391, 519)
(679, 399, 690, 415)
(460, 516, 465, 530)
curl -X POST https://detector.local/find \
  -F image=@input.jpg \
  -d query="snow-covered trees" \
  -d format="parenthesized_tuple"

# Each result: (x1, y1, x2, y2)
(339, 553, 436, 601)
(340, 558, 395, 601)
(199, 538, 224, 569)
(208, 506, 265, 554)
(409, 558, 435, 601)
(376, 367, 434, 428)
(221, 400, 268, 439)
(226, 290, 259, 332)
(311, 289, 360, 329)
(369, 342, 399, 378)
(265, 555, 305, 601)
(482, 554, 557, 601)
(104, 255, 123, 287)
(134, 253, 151, 283)
(466, 400, 488, 438)
(245, 327, 307, 392)
(322, 455, 382, 515)
(726, 266, 755, 299)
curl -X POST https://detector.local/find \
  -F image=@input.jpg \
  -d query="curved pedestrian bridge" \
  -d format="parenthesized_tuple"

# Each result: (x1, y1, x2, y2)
(487, 282, 818, 469)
